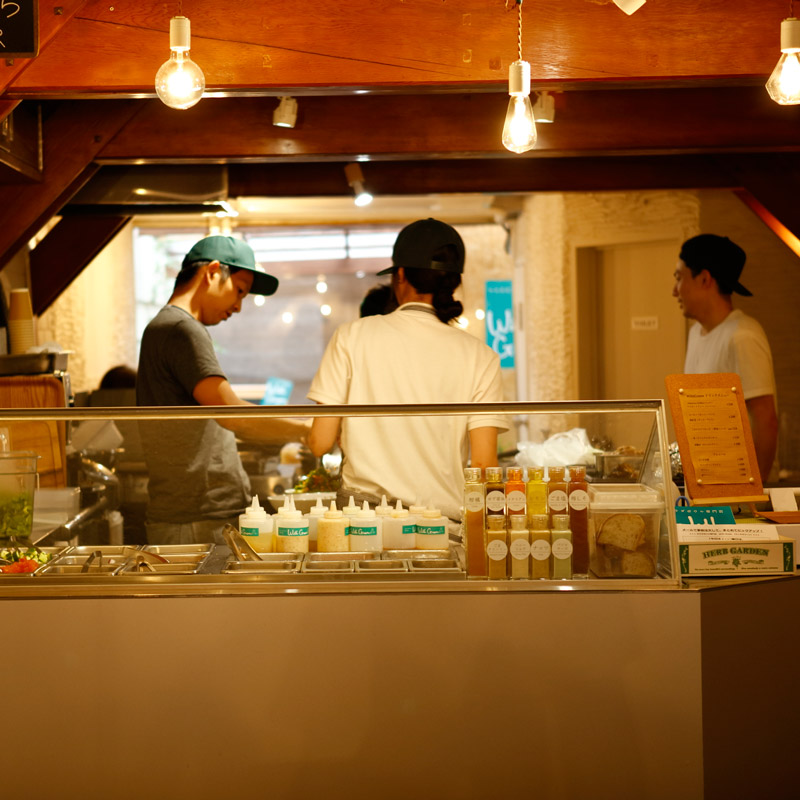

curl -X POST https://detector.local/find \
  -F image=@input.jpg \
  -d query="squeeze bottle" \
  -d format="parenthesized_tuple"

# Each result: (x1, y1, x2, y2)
(239, 495, 273, 553)
(348, 500, 383, 552)
(416, 507, 449, 550)
(275, 495, 309, 554)
(317, 501, 349, 552)
(382, 499, 416, 550)
(305, 496, 327, 552)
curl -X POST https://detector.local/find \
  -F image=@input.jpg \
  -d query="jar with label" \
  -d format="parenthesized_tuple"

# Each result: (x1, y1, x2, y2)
(275, 495, 310, 554)
(526, 466, 548, 527)
(382, 499, 416, 550)
(486, 514, 508, 580)
(529, 513, 551, 579)
(317, 501, 348, 552)
(505, 466, 526, 522)
(349, 501, 383, 552)
(484, 466, 506, 521)
(238, 495, 273, 553)
(567, 465, 590, 576)
(463, 467, 487, 578)
(547, 466, 568, 524)
(551, 514, 573, 579)
(305, 496, 327, 552)
(416, 507, 448, 550)
(508, 514, 530, 579)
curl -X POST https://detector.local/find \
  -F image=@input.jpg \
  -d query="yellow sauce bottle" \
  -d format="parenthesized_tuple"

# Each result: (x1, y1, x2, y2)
(529, 513, 551, 579)
(486, 514, 508, 580)
(526, 466, 548, 529)
(463, 467, 487, 578)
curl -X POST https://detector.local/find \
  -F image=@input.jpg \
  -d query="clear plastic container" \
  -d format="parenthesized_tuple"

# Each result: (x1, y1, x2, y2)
(588, 484, 664, 578)
(0, 451, 39, 541)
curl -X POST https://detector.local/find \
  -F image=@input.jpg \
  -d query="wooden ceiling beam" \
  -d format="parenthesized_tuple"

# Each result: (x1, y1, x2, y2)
(95, 88, 800, 164)
(29, 213, 131, 315)
(6, 1, 786, 96)
(0, 100, 141, 277)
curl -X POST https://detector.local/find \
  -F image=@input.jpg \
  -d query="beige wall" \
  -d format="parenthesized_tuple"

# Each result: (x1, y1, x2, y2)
(37, 222, 137, 394)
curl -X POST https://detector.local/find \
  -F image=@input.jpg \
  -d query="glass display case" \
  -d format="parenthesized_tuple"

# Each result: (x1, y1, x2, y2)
(0, 399, 680, 594)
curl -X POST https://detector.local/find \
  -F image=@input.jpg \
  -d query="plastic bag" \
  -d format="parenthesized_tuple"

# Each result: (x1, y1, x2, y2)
(516, 428, 601, 468)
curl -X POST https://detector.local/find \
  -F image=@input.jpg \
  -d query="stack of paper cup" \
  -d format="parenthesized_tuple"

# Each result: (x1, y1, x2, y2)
(8, 288, 35, 354)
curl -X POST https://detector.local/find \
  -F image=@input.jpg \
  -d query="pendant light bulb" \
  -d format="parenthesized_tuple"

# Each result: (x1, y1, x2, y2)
(766, 18, 800, 105)
(502, 60, 537, 154)
(155, 16, 205, 110)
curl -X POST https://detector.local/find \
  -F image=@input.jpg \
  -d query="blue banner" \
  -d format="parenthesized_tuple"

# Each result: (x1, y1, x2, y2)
(485, 280, 514, 368)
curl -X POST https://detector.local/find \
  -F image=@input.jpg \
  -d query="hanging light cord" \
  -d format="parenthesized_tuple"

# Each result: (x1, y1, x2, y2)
(517, 0, 523, 62)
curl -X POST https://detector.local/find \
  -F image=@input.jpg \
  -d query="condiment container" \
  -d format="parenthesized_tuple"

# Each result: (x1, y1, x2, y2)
(382, 499, 416, 550)
(505, 466, 526, 522)
(529, 513, 551, 579)
(305, 496, 327, 552)
(547, 466, 568, 523)
(463, 467, 487, 578)
(239, 494, 273, 553)
(484, 466, 505, 520)
(349, 500, 382, 552)
(551, 514, 573, 579)
(375, 495, 392, 520)
(526, 465, 548, 525)
(415, 507, 448, 550)
(317, 501, 349, 552)
(486, 514, 508, 579)
(275, 495, 309, 554)
(567, 465, 590, 576)
(508, 514, 530, 579)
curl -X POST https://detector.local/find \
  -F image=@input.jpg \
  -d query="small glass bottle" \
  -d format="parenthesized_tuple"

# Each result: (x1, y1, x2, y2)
(551, 514, 573, 580)
(463, 467, 487, 578)
(484, 466, 506, 521)
(567, 465, 590, 577)
(525, 466, 548, 528)
(528, 513, 551, 579)
(505, 466, 526, 522)
(486, 514, 508, 580)
(547, 466, 568, 524)
(508, 514, 530, 579)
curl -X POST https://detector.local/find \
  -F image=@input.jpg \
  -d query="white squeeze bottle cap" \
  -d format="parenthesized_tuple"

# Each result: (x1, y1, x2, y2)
(423, 506, 443, 519)
(241, 494, 268, 524)
(357, 499, 377, 519)
(279, 495, 302, 519)
(342, 496, 360, 516)
(375, 495, 392, 516)
(308, 496, 327, 518)
(409, 498, 427, 516)
(391, 499, 409, 518)
(324, 500, 343, 519)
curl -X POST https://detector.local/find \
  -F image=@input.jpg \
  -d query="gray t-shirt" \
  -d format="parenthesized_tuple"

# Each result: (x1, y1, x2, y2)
(137, 305, 251, 524)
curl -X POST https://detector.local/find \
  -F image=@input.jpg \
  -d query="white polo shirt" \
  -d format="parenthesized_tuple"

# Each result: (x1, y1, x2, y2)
(308, 303, 507, 519)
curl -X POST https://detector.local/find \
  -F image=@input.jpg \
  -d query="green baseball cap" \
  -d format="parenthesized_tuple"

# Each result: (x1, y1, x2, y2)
(181, 235, 279, 296)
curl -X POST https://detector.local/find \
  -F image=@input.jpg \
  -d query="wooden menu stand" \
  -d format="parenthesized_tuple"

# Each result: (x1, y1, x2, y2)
(665, 373, 768, 508)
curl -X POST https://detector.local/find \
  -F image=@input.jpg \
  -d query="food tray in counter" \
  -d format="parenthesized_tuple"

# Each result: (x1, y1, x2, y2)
(0, 546, 70, 576)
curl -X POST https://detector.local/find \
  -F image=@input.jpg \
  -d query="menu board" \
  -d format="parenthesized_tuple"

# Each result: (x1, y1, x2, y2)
(0, 1, 38, 58)
(665, 373, 767, 505)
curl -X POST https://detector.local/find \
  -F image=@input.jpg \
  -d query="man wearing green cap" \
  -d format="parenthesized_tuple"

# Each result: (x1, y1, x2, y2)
(307, 219, 506, 521)
(137, 235, 306, 545)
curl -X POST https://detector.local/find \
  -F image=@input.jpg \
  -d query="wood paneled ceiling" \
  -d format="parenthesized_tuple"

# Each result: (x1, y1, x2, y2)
(1, 1, 799, 311)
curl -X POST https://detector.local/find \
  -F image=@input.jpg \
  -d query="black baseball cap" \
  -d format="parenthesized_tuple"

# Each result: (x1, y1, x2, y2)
(181, 235, 279, 296)
(377, 218, 465, 276)
(679, 234, 752, 296)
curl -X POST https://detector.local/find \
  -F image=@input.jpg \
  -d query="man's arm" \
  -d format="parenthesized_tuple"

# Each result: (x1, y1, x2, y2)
(469, 426, 499, 471)
(194, 376, 309, 444)
(746, 394, 778, 482)
(308, 413, 342, 457)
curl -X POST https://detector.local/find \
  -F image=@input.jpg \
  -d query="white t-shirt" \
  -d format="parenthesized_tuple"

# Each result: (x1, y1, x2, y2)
(308, 303, 507, 519)
(684, 309, 776, 401)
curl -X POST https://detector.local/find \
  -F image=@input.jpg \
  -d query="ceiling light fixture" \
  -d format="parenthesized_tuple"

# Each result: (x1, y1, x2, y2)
(273, 96, 298, 128)
(533, 91, 555, 123)
(502, 0, 536, 154)
(612, 0, 646, 15)
(155, 16, 205, 110)
(766, 9, 800, 105)
(344, 163, 374, 206)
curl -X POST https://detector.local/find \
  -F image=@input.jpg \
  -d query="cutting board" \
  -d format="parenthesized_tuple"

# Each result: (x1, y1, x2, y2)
(0, 375, 67, 488)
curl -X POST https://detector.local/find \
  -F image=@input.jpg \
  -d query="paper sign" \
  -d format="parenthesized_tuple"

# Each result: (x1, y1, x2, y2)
(677, 524, 781, 543)
(677, 386, 750, 484)
(674, 506, 736, 526)
(485, 281, 514, 368)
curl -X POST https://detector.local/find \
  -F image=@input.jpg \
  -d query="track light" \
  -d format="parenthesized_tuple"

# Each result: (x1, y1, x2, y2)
(766, 17, 800, 105)
(344, 163, 373, 207)
(502, 1, 536, 154)
(273, 96, 298, 128)
(612, 0, 646, 14)
(533, 91, 555, 123)
(155, 16, 205, 110)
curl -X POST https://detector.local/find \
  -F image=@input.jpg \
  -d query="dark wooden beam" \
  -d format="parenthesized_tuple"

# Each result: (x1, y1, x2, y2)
(96, 88, 800, 164)
(0, 99, 141, 273)
(29, 213, 131, 315)
(6, 0, 788, 96)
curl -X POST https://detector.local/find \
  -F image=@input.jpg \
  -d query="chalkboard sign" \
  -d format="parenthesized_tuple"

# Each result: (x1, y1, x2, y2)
(0, 1, 38, 58)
